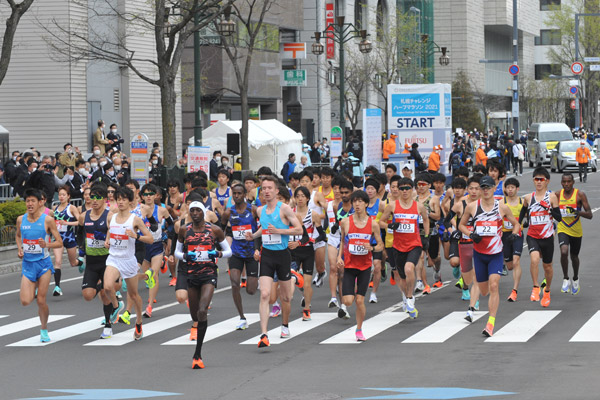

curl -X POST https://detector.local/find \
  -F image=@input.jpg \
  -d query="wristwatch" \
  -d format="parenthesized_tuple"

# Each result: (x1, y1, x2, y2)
(136, 232, 141, 240)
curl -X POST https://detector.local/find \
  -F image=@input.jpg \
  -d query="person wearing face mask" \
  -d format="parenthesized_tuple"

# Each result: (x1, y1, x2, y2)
(25, 156, 59, 206)
(93, 120, 113, 156)
(576, 140, 592, 183)
(5, 150, 21, 185)
(69, 160, 88, 199)
(59, 143, 83, 168)
(428, 145, 442, 173)
(107, 123, 125, 152)
(91, 157, 109, 182)
(148, 154, 161, 184)
(112, 156, 129, 185)
(97, 162, 117, 184)
(220, 155, 233, 175)
(92, 145, 102, 158)
(209, 151, 222, 183)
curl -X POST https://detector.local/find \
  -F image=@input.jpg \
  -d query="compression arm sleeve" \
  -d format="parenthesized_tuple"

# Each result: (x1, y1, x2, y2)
(444, 210, 456, 227)
(174, 240, 185, 261)
(551, 207, 562, 222)
(518, 205, 528, 224)
(164, 216, 174, 227)
(219, 239, 232, 258)
(147, 215, 159, 232)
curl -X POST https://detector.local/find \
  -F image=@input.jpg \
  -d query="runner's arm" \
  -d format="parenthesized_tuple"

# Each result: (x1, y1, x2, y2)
(371, 219, 384, 252)
(458, 203, 474, 237)
(578, 192, 593, 219)
(132, 216, 153, 244)
(378, 203, 393, 230)
(45, 216, 64, 249)
(15, 216, 23, 258)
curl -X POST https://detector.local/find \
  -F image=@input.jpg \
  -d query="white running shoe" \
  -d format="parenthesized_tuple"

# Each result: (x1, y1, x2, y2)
(406, 297, 418, 319)
(369, 293, 378, 304)
(572, 279, 580, 295)
(561, 279, 571, 293)
(280, 325, 290, 338)
(236, 319, 248, 330)
(100, 327, 112, 339)
(337, 304, 350, 320)
(328, 297, 339, 308)
(415, 280, 425, 292)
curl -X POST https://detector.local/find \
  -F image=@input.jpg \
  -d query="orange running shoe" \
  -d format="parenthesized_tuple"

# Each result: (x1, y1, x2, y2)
(432, 281, 443, 288)
(422, 285, 431, 295)
(169, 277, 177, 287)
(541, 290, 551, 307)
(507, 289, 518, 302)
(192, 358, 205, 369)
(143, 304, 152, 318)
(369, 280, 374, 288)
(240, 278, 247, 288)
(530, 286, 540, 302)
(258, 334, 270, 348)
(302, 309, 311, 321)
(160, 256, 168, 274)
(190, 326, 197, 341)
(291, 269, 304, 289)
(482, 322, 494, 337)
(134, 323, 143, 340)
(390, 273, 396, 286)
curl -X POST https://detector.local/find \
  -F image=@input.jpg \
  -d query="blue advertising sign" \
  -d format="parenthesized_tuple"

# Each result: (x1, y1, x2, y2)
(391, 93, 440, 117)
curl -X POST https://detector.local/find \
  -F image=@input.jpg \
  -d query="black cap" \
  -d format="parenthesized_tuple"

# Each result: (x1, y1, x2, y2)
(480, 175, 495, 188)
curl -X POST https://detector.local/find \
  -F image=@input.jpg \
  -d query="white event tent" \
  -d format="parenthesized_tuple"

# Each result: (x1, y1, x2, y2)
(191, 119, 302, 173)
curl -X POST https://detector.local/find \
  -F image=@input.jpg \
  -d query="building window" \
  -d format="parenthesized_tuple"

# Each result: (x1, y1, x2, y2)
(535, 29, 561, 45)
(376, 0, 386, 41)
(535, 64, 561, 80)
(540, 0, 560, 11)
(355, 0, 366, 30)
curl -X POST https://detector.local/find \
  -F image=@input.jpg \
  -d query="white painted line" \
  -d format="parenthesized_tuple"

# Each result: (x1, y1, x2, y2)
(485, 310, 561, 343)
(569, 311, 600, 342)
(402, 311, 487, 343)
(320, 312, 409, 344)
(240, 313, 337, 345)
(0, 315, 72, 338)
(162, 313, 260, 345)
(85, 314, 192, 346)
(7, 316, 98, 347)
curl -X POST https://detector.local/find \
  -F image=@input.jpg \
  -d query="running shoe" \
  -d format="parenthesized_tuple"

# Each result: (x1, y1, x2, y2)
(380, 265, 387, 283)
(280, 325, 290, 338)
(100, 327, 113, 339)
(134, 323, 143, 340)
(53, 286, 63, 296)
(422, 285, 431, 295)
(433, 270, 441, 282)
(507, 289, 518, 302)
(236, 319, 248, 330)
(35, 288, 37, 298)
(190, 326, 197, 341)
(530, 286, 540, 302)
(301, 297, 305, 308)
(119, 310, 131, 325)
(368, 279, 374, 288)
(482, 322, 494, 337)
(116, 291, 123, 301)
(390, 273, 396, 286)
(302, 309, 311, 321)
(144, 270, 155, 289)
(474, 300, 479, 311)
(572, 279, 580, 295)
(290, 269, 304, 289)
(338, 304, 350, 320)
(121, 278, 127, 292)
(540, 278, 547, 293)
(452, 266, 460, 279)
(258, 334, 270, 348)
(406, 298, 418, 319)
(270, 303, 281, 318)
(161, 256, 168, 274)
(169, 277, 177, 287)
(240, 277, 247, 288)
(501, 265, 508, 276)
(561, 279, 571, 293)
(465, 309, 474, 323)
(369, 293, 378, 303)
(415, 280, 425, 292)
(328, 298, 339, 308)
(455, 276, 464, 290)
(541, 290, 551, 307)
(192, 358, 205, 369)
(143, 304, 152, 318)
(432, 280, 443, 288)
(110, 300, 125, 324)
(355, 329, 366, 342)
(461, 289, 471, 301)
(40, 329, 50, 343)
(78, 257, 86, 273)
(314, 271, 327, 288)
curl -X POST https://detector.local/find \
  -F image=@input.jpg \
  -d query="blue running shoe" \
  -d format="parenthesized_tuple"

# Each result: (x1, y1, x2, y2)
(452, 266, 460, 279)
(53, 286, 63, 297)
(474, 300, 480, 311)
(40, 329, 50, 343)
(78, 257, 85, 274)
(572, 279, 580, 295)
(110, 300, 125, 324)
(461, 288, 470, 301)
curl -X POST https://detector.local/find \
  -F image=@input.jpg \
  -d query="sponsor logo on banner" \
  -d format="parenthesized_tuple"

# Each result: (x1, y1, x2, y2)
(326, 2, 335, 59)
(398, 131, 434, 149)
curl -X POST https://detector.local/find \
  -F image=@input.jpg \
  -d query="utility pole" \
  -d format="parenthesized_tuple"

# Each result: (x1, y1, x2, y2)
(511, 0, 519, 134)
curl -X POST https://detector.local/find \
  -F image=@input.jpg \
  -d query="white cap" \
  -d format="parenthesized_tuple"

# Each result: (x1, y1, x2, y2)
(189, 201, 207, 214)
(438, 145, 444, 150)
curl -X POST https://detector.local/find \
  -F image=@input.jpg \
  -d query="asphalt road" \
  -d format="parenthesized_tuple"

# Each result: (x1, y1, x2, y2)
(1, 166, 600, 400)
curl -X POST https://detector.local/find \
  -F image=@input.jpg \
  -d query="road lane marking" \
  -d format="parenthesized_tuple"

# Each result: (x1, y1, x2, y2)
(0, 315, 72, 339)
(241, 313, 338, 345)
(569, 310, 600, 342)
(162, 313, 260, 345)
(402, 311, 488, 343)
(320, 312, 409, 344)
(485, 310, 561, 342)
(8, 317, 100, 347)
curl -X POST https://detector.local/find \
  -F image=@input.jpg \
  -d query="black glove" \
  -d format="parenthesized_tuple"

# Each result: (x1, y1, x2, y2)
(331, 222, 340, 235)
(470, 232, 482, 243)
(507, 233, 520, 243)
(450, 230, 461, 241)
(388, 222, 400, 231)
(566, 206, 578, 216)
(421, 236, 429, 251)
(299, 225, 311, 246)
(315, 226, 327, 243)
(441, 230, 450, 242)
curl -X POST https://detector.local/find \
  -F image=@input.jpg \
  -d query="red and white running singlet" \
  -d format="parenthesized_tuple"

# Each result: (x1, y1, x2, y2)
(472, 199, 503, 255)
(392, 200, 422, 252)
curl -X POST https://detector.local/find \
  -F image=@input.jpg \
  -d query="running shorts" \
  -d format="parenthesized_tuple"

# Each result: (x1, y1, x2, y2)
(558, 232, 582, 257)
(290, 246, 315, 276)
(81, 254, 108, 291)
(259, 248, 291, 281)
(392, 247, 421, 279)
(228, 255, 259, 277)
(473, 250, 503, 283)
(526, 235, 554, 264)
(22, 258, 54, 282)
(502, 232, 523, 262)
(342, 267, 371, 297)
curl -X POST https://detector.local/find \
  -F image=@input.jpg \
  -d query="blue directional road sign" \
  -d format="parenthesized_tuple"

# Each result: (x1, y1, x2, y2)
(351, 387, 516, 400)
(22, 389, 182, 400)
(508, 65, 520, 76)
(570, 86, 579, 95)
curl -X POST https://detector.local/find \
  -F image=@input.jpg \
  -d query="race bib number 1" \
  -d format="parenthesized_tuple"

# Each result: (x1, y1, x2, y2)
(262, 229, 282, 245)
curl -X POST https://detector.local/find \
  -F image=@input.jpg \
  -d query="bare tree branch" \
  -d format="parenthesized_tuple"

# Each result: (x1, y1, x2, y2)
(0, 0, 35, 85)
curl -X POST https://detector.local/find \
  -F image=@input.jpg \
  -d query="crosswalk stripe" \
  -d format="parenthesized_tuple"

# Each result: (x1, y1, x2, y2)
(85, 314, 192, 346)
(485, 310, 561, 343)
(162, 314, 260, 345)
(0, 315, 72, 339)
(569, 311, 600, 342)
(7, 316, 96, 347)
(320, 312, 409, 344)
(240, 313, 338, 345)
(402, 311, 488, 343)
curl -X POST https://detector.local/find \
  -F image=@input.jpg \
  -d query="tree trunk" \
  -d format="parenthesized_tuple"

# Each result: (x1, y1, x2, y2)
(240, 91, 250, 170)
(160, 80, 177, 167)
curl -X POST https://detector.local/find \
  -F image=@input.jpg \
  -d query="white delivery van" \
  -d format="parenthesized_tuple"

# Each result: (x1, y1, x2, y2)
(527, 123, 573, 167)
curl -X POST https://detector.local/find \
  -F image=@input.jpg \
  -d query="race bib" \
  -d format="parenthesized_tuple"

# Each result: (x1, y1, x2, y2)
(348, 239, 369, 255)
(475, 221, 498, 236)
(86, 233, 105, 249)
(503, 219, 513, 230)
(232, 225, 251, 241)
(23, 239, 42, 254)
(559, 206, 577, 218)
(110, 230, 129, 250)
(396, 220, 415, 233)
(190, 245, 211, 261)
(262, 229, 282, 245)
(56, 220, 67, 233)
(530, 211, 550, 226)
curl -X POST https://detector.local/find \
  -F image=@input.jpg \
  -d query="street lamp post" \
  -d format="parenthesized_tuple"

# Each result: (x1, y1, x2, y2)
(311, 16, 372, 134)
(419, 34, 450, 82)
(574, 13, 600, 130)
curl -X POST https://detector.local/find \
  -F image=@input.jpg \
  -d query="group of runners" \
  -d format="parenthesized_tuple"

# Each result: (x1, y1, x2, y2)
(15, 159, 592, 368)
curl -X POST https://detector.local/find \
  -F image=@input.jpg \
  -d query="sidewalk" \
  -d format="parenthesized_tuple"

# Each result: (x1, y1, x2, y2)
(0, 245, 33, 276)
